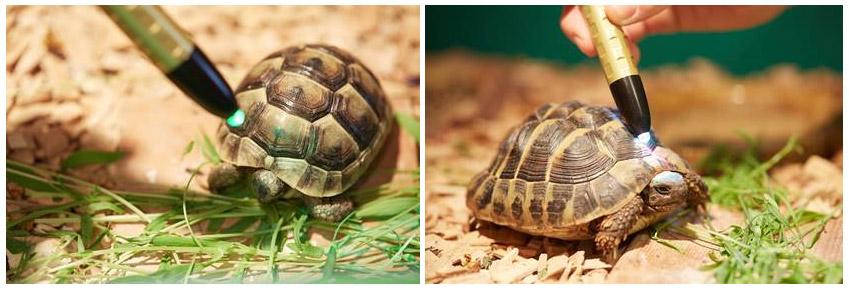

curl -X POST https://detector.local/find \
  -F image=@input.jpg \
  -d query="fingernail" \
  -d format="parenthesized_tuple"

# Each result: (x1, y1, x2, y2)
(606, 6, 637, 25)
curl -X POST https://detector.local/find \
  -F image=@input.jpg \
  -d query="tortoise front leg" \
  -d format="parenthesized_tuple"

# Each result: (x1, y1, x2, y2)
(594, 197, 644, 262)
(250, 169, 288, 203)
(208, 163, 243, 194)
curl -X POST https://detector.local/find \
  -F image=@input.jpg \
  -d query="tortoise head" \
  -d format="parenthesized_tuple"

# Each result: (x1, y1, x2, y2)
(643, 171, 709, 211)
(642, 146, 710, 212)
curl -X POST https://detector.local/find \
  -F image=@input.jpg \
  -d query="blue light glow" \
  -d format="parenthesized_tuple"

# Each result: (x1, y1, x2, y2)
(637, 132, 652, 145)
(226, 109, 245, 127)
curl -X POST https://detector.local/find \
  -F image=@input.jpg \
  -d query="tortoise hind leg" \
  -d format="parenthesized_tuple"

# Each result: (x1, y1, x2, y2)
(304, 195, 354, 222)
(209, 163, 244, 194)
(250, 169, 288, 203)
(594, 197, 645, 262)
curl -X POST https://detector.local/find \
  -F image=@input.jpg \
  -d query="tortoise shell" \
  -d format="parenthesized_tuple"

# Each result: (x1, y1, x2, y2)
(217, 44, 392, 198)
(466, 101, 694, 239)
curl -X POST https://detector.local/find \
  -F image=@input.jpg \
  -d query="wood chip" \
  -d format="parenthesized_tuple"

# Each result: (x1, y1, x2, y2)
(7, 130, 35, 149)
(33, 125, 70, 159)
(9, 149, 36, 164)
(7, 104, 52, 127)
(521, 274, 537, 284)
(541, 254, 570, 281)
(582, 258, 612, 270)
(489, 252, 537, 284)
(582, 269, 608, 284)
(536, 253, 548, 273)
(441, 271, 492, 284)
(50, 102, 83, 123)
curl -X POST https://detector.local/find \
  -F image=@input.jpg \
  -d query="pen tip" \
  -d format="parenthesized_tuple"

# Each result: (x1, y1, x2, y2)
(226, 109, 245, 127)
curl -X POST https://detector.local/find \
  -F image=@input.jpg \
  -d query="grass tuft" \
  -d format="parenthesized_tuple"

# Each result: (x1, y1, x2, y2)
(662, 135, 842, 283)
(6, 131, 419, 284)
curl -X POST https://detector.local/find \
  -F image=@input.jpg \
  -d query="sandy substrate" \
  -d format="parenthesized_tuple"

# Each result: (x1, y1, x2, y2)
(423, 53, 842, 283)
(6, 5, 420, 281)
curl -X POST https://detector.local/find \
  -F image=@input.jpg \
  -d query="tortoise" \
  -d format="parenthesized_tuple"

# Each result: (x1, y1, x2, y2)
(209, 44, 392, 222)
(466, 101, 709, 259)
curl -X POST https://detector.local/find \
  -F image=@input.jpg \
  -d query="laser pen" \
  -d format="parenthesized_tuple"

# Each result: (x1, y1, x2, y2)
(579, 5, 652, 143)
(100, 5, 244, 127)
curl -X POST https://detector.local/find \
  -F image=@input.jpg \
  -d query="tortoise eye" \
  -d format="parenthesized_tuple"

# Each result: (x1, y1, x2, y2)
(655, 185, 671, 195)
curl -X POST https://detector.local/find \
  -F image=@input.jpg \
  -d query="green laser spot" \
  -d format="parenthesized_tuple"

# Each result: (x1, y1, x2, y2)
(226, 109, 245, 127)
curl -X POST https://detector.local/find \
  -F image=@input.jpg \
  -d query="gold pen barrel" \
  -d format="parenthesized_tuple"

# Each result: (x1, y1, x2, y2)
(100, 5, 193, 72)
(579, 5, 638, 84)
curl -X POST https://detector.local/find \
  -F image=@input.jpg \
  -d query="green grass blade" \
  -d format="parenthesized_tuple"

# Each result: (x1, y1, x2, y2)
(395, 113, 420, 144)
(61, 149, 125, 170)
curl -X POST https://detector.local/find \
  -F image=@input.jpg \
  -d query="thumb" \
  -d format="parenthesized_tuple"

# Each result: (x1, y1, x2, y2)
(605, 5, 669, 26)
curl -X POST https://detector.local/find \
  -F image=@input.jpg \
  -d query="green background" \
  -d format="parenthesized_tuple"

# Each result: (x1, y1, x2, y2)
(425, 5, 842, 75)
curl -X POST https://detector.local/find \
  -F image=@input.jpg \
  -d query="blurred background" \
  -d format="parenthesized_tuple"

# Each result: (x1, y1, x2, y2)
(426, 5, 841, 75)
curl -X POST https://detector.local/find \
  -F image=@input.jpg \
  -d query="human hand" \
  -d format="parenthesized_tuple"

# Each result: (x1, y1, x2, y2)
(560, 5, 787, 64)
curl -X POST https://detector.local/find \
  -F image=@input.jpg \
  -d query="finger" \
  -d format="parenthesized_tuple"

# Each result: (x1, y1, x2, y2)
(671, 5, 787, 31)
(605, 5, 669, 26)
(622, 22, 648, 44)
(628, 39, 641, 65)
(560, 5, 597, 57)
